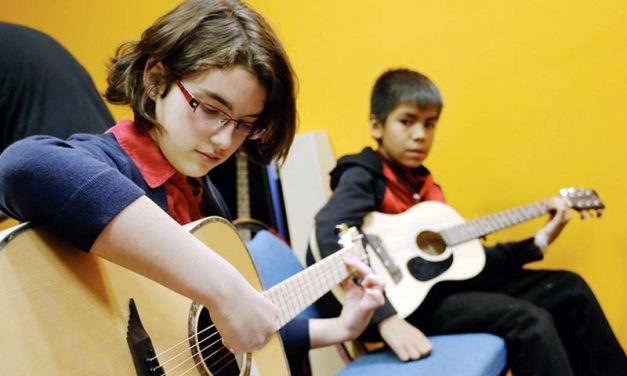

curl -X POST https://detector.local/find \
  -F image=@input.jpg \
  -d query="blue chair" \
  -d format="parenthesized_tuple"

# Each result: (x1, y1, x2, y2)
(247, 230, 508, 376)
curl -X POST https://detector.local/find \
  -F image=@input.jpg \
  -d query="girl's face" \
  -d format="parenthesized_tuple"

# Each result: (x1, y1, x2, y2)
(150, 66, 266, 177)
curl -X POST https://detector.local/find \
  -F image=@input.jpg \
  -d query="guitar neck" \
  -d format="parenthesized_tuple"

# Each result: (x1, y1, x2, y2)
(263, 245, 359, 327)
(440, 198, 554, 246)
(236, 153, 252, 242)
(236, 153, 251, 220)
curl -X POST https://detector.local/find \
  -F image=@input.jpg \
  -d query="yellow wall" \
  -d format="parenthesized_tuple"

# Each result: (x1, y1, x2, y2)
(2, 0, 625, 351)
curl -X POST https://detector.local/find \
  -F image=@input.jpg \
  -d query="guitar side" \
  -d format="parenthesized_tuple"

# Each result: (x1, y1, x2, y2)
(362, 201, 485, 318)
(0, 218, 289, 375)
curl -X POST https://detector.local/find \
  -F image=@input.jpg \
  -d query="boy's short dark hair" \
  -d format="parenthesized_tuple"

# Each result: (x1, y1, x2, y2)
(370, 68, 443, 124)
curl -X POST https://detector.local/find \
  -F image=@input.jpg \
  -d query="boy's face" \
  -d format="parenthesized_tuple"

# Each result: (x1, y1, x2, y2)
(370, 103, 440, 169)
(150, 65, 266, 177)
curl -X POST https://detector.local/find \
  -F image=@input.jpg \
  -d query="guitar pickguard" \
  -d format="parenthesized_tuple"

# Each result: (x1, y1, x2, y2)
(406, 254, 454, 281)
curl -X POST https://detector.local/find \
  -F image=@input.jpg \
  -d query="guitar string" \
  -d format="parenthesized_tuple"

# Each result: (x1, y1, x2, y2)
(152, 256, 341, 370)
(158, 326, 232, 376)
(153, 245, 359, 374)
(211, 357, 238, 376)
(268, 247, 357, 324)
(155, 324, 222, 370)
(151, 241, 357, 363)
(444, 200, 546, 243)
(166, 191, 596, 374)
(443, 200, 549, 245)
(176, 346, 234, 376)
(156, 256, 352, 367)
(163, 192, 596, 373)
(160, 257, 348, 376)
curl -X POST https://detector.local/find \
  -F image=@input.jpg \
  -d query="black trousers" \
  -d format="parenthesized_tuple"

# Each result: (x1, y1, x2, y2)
(409, 269, 626, 376)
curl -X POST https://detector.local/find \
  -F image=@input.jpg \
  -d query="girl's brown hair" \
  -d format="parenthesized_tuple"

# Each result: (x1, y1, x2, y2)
(105, 0, 297, 164)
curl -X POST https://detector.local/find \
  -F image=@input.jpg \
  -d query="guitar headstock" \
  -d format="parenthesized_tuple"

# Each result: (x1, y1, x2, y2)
(560, 187, 605, 219)
(335, 224, 367, 259)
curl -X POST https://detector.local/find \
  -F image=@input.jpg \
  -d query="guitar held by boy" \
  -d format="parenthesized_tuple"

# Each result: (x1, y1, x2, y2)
(360, 187, 604, 318)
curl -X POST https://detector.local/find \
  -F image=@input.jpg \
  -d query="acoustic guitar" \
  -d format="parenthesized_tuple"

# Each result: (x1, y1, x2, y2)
(0, 210, 17, 230)
(360, 187, 604, 318)
(0, 217, 364, 375)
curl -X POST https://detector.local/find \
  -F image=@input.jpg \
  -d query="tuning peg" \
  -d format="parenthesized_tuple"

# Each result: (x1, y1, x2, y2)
(335, 223, 350, 235)
(596, 209, 603, 218)
(580, 211, 590, 220)
(336, 224, 363, 247)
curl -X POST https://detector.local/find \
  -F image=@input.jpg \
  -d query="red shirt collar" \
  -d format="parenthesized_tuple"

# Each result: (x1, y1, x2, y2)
(108, 120, 177, 188)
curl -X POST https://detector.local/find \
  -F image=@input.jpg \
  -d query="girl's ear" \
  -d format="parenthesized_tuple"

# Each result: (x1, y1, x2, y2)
(143, 58, 168, 96)
(369, 114, 383, 141)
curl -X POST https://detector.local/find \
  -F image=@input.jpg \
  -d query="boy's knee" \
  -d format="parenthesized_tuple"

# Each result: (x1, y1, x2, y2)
(506, 303, 557, 343)
(503, 301, 554, 337)
(547, 270, 595, 301)
(519, 304, 553, 327)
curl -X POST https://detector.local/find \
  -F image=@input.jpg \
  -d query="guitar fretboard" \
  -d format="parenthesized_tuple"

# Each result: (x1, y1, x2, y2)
(263, 244, 362, 327)
(440, 199, 552, 246)
(236, 153, 250, 219)
(236, 153, 252, 241)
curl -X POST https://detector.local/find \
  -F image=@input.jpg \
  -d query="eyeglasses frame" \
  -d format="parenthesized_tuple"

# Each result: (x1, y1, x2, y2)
(175, 80, 264, 140)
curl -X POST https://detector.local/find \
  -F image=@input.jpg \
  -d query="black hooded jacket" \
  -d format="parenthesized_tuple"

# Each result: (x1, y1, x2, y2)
(308, 147, 543, 340)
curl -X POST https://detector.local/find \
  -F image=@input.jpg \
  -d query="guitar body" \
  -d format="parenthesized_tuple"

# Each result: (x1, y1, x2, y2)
(362, 201, 486, 318)
(0, 217, 289, 375)
(0, 215, 18, 230)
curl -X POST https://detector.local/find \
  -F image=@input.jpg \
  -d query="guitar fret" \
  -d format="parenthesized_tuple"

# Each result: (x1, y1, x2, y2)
(498, 212, 511, 228)
(298, 272, 309, 310)
(278, 284, 291, 324)
(485, 216, 497, 233)
(510, 210, 520, 224)
(501, 211, 512, 225)
(503, 211, 515, 227)
(465, 223, 475, 240)
(471, 221, 481, 239)
(265, 244, 361, 326)
(272, 286, 283, 324)
(474, 219, 486, 235)
(303, 274, 313, 307)
(441, 232, 454, 245)
(443, 199, 554, 246)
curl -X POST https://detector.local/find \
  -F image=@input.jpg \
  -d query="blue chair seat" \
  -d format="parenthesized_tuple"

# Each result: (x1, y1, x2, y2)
(336, 333, 506, 376)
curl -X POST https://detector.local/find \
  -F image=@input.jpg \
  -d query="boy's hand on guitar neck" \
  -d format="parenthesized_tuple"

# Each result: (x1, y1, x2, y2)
(535, 198, 572, 254)
(379, 314, 432, 361)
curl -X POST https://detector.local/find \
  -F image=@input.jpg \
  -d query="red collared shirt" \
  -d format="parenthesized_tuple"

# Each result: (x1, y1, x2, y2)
(108, 120, 204, 225)
(378, 153, 445, 214)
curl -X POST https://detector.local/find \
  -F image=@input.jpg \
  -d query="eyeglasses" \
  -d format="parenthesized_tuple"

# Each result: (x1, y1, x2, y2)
(175, 80, 265, 140)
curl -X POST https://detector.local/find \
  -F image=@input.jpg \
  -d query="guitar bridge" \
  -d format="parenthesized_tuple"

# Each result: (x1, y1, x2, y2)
(364, 234, 403, 284)
(127, 299, 163, 376)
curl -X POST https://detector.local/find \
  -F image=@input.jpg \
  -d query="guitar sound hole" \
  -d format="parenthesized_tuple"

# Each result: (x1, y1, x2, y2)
(191, 306, 248, 376)
(416, 231, 447, 256)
